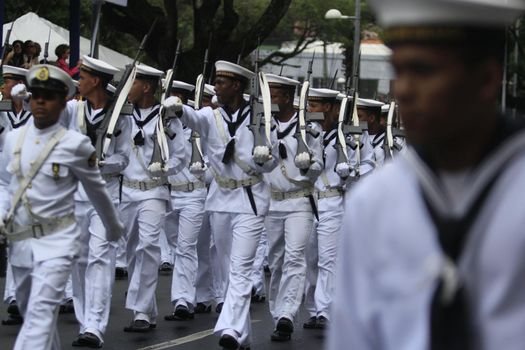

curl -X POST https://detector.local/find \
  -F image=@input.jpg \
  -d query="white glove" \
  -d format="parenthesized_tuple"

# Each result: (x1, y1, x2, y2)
(335, 162, 351, 178)
(294, 152, 311, 170)
(11, 83, 31, 100)
(253, 145, 272, 164)
(106, 220, 125, 242)
(97, 160, 106, 168)
(147, 162, 168, 177)
(189, 161, 206, 176)
(163, 96, 183, 114)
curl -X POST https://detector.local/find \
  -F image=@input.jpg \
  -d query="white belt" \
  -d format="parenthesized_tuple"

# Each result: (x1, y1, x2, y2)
(7, 213, 76, 242)
(169, 180, 206, 192)
(102, 173, 120, 181)
(317, 188, 344, 199)
(214, 175, 262, 190)
(271, 188, 314, 201)
(122, 178, 165, 191)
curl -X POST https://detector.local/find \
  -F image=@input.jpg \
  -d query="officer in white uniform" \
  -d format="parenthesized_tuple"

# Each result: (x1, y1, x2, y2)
(161, 79, 209, 320)
(302, 88, 374, 330)
(58, 56, 131, 347)
(329, 1, 525, 350)
(163, 60, 278, 350)
(0, 65, 31, 326)
(263, 74, 323, 342)
(0, 64, 124, 350)
(356, 98, 386, 167)
(120, 64, 186, 332)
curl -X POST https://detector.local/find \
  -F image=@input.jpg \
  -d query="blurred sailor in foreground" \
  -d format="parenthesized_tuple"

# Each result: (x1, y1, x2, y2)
(329, 0, 525, 349)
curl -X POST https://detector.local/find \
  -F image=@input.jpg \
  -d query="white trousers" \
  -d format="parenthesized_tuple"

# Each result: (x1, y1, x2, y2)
(12, 256, 74, 350)
(4, 260, 16, 304)
(165, 194, 205, 307)
(159, 229, 173, 265)
(195, 211, 216, 304)
(304, 210, 343, 319)
(72, 202, 117, 340)
(266, 211, 313, 322)
(115, 235, 127, 269)
(119, 199, 166, 321)
(251, 229, 268, 296)
(212, 212, 264, 346)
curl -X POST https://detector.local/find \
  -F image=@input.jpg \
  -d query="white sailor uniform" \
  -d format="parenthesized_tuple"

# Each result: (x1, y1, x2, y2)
(119, 103, 186, 324)
(0, 119, 123, 350)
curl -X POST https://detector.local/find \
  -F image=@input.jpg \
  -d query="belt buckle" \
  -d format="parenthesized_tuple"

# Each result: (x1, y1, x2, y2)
(227, 179, 237, 189)
(32, 223, 44, 238)
(139, 182, 147, 191)
(187, 182, 195, 191)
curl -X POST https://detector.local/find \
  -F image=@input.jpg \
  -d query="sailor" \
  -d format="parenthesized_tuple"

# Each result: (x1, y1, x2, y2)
(0, 65, 31, 326)
(0, 64, 124, 350)
(163, 60, 278, 350)
(356, 98, 386, 167)
(302, 87, 374, 331)
(263, 74, 323, 342)
(58, 55, 131, 348)
(329, 0, 525, 349)
(120, 64, 186, 332)
(161, 79, 208, 321)
(380, 102, 407, 157)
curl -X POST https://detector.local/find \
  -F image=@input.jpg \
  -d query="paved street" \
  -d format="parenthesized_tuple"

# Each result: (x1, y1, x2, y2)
(0, 272, 326, 350)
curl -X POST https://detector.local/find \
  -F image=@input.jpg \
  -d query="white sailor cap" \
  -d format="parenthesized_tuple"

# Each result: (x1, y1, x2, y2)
(171, 80, 195, 92)
(336, 93, 353, 101)
(265, 74, 300, 89)
(356, 98, 385, 109)
(2, 65, 27, 81)
(136, 64, 163, 81)
(381, 104, 390, 114)
(215, 60, 254, 82)
(204, 83, 215, 97)
(308, 88, 339, 102)
(81, 55, 119, 79)
(26, 64, 76, 98)
(369, 0, 525, 45)
(106, 83, 116, 95)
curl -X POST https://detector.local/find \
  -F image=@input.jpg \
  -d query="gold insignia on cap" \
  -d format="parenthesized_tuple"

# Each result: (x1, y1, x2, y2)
(36, 67, 50, 81)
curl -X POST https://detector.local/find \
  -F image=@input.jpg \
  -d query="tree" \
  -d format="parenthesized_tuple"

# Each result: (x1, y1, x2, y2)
(102, 0, 293, 82)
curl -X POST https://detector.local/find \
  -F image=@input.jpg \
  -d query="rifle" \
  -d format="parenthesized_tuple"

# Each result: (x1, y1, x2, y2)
(1, 21, 15, 67)
(383, 101, 406, 161)
(190, 37, 212, 171)
(148, 38, 182, 171)
(247, 39, 273, 165)
(95, 19, 158, 161)
(328, 69, 338, 89)
(43, 28, 51, 64)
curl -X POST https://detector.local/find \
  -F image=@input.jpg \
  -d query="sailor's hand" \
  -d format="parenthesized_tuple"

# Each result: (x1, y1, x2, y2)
(147, 162, 168, 177)
(11, 83, 31, 100)
(253, 145, 272, 165)
(164, 96, 183, 114)
(335, 162, 351, 178)
(189, 161, 206, 175)
(295, 152, 312, 170)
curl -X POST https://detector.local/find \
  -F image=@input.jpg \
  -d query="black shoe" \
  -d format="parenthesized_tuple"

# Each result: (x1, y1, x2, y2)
(303, 316, 318, 329)
(218, 334, 239, 350)
(72, 332, 103, 348)
(115, 267, 128, 280)
(59, 298, 75, 314)
(276, 317, 294, 334)
(194, 302, 212, 314)
(215, 302, 223, 314)
(164, 304, 194, 321)
(270, 330, 291, 342)
(7, 300, 20, 316)
(1, 314, 23, 325)
(158, 262, 173, 274)
(264, 265, 270, 275)
(316, 315, 329, 330)
(123, 319, 152, 333)
(251, 294, 266, 303)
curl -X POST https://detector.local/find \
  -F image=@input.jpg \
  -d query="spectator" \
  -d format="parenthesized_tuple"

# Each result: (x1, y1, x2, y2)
(55, 44, 80, 77)
(21, 40, 38, 69)
(33, 42, 42, 64)
(5, 40, 24, 67)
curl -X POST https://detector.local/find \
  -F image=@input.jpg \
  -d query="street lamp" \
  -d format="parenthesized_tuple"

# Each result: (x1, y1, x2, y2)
(324, 4, 361, 86)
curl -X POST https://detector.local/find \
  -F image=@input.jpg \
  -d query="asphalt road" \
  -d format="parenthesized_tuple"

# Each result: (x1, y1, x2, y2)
(0, 271, 326, 350)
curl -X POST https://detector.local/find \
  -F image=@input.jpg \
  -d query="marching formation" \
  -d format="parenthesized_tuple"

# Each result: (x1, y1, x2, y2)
(2, 0, 525, 350)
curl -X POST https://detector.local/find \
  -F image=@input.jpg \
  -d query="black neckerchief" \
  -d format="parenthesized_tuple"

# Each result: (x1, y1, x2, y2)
(84, 100, 110, 146)
(323, 128, 338, 148)
(372, 130, 386, 147)
(221, 104, 251, 164)
(7, 109, 32, 129)
(276, 114, 298, 140)
(132, 103, 160, 128)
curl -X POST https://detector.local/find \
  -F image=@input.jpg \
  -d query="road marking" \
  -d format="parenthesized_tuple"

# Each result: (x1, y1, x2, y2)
(137, 320, 261, 350)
